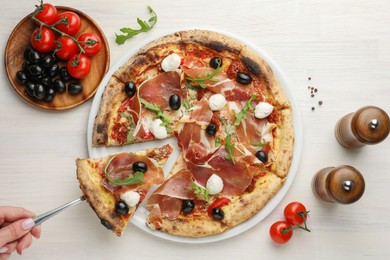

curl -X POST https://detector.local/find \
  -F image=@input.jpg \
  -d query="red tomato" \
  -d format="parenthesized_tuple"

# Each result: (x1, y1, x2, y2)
(35, 3, 58, 25)
(55, 11, 81, 36)
(284, 202, 308, 226)
(207, 198, 231, 216)
(67, 54, 91, 79)
(54, 36, 79, 60)
(78, 33, 102, 56)
(269, 221, 293, 244)
(31, 27, 55, 53)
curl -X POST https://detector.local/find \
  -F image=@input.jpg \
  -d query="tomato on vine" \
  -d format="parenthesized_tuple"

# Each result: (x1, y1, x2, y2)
(31, 27, 55, 53)
(54, 36, 78, 60)
(67, 54, 91, 79)
(284, 202, 309, 226)
(269, 221, 293, 244)
(55, 11, 81, 36)
(78, 33, 102, 56)
(34, 3, 58, 25)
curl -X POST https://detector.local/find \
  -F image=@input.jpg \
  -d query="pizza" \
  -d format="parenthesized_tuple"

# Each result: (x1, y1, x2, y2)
(76, 144, 172, 236)
(90, 29, 294, 237)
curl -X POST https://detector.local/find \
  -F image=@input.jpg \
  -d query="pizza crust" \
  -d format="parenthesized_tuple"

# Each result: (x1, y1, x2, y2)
(76, 145, 172, 236)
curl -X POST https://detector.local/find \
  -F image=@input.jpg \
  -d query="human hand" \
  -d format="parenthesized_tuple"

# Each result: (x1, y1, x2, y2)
(0, 207, 41, 259)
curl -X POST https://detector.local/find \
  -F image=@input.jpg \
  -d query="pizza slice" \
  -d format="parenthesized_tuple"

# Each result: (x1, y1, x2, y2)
(76, 144, 173, 236)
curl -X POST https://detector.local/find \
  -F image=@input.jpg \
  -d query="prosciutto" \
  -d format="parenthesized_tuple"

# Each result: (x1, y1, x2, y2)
(188, 148, 257, 195)
(138, 71, 183, 110)
(146, 169, 195, 220)
(102, 153, 164, 194)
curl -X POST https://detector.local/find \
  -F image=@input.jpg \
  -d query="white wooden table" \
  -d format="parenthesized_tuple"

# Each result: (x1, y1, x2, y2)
(1, 0, 390, 259)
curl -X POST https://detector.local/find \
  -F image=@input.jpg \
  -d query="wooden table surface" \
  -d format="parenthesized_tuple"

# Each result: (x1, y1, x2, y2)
(1, 0, 390, 259)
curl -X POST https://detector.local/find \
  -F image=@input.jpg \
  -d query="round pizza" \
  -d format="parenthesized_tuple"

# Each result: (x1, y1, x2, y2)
(88, 29, 294, 237)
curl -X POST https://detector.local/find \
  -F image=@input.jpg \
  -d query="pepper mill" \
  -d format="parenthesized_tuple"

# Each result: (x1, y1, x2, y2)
(335, 106, 390, 148)
(312, 165, 365, 204)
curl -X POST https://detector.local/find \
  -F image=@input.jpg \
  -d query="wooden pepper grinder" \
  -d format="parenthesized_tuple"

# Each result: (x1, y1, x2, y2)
(335, 106, 390, 148)
(312, 165, 365, 204)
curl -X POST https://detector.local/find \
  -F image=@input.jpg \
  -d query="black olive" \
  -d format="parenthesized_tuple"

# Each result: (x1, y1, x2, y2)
(16, 71, 28, 85)
(47, 63, 59, 77)
(25, 82, 35, 97)
(22, 61, 31, 73)
(28, 64, 44, 76)
(182, 200, 195, 213)
(40, 54, 56, 69)
(132, 161, 147, 173)
(59, 67, 72, 82)
(68, 81, 83, 95)
(169, 94, 181, 110)
(211, 207, 224, 220)
(41, 77, 52, 88)
(255, 150, 268, 163)
(236, 72, 252, 85)
(31, 73, 45, 84)
(53, 78, 66, 93)
(33, 83, 46, 100)
(209, 57, 222, 69)
(28, 49, 41, 64)
(24, 46, 33, 60)
(115, 201, 129, 215)
(124, 81, 136, 97)
(43, 88, 56, 102)
(206, 123, 217, 136)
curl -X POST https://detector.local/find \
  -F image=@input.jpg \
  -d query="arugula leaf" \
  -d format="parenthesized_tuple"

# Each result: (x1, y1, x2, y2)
(191, 183, 209, 202)
(119, 112, 136, 143)
(115, 6, 157, 45)
(224, 134, 235, 163)
(104, 155, 144, 186)
(252, 141, 266, 147)
(139, 97, 172, 126)
(186, 60, 222, 88)
(183, 99, 191, 110)
(233, 94, 257, 126)
(215, 137, 221, 147)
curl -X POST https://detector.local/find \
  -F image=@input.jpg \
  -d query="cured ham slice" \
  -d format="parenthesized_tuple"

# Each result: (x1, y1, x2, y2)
(139, 71, 183, 110)
(188, 148, 257, 195)
(102, 153, 164, 194)
(147, 169, 195, 221)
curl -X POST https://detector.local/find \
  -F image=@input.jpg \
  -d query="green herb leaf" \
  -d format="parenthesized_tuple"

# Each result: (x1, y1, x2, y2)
(119, 112, 136, 143)
(115, 6, 157, 45)
(183, 99, 191, 110)
(191, 183, 209, 202)
(224, 134, 235, 163)
(252, 141, 266, 147)
(186, 60, 222, 88)
(104, 155, 144, 186)
(233, 94, 257, 126)
(215, 137, 221, 147)
(139, 97, 172, 126)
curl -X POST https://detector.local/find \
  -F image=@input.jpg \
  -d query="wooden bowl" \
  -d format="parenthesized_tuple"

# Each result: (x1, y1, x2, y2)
(4, 6, 110, 111)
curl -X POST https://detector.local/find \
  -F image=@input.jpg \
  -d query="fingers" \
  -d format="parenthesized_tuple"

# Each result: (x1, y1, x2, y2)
(0, 218, 35, 247)
(0, 207, 34, 225)
(0, 240, 17, 259)
(16, 233, 32, 255)
(31, 226, 41, 239)
(0, 253, 11, 260)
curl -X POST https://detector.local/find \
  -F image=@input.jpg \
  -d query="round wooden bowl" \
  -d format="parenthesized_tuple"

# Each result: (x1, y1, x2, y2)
(4, 6, 110, 111)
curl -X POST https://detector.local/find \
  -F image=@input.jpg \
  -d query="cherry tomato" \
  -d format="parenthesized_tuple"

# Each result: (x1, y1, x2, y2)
(31, 27, 55, 53)
(55, 11, 81, 36)
(78, 33, 102, 57)
(54, 36, 78, 60)
(207, 198, 231, 217)
(269, 221, 293, 244)
(35, 3, 58, 25)
(284, 202, 308, 226)
(67, 54, 91, 79)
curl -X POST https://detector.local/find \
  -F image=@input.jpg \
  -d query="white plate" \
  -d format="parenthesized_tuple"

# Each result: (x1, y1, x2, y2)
(87, 29, 303, 244)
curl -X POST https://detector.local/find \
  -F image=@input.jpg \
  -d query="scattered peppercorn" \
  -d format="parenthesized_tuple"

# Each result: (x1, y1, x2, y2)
(319, 100, 323, 105)
(311, 94, 314, 98)
(308, 77, 311, 80)
(311, 107, 315, 111)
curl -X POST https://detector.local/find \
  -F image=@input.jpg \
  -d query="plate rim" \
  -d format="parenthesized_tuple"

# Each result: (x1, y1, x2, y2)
(87, 28, 303, 244)
(4, 5, 110, 111)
